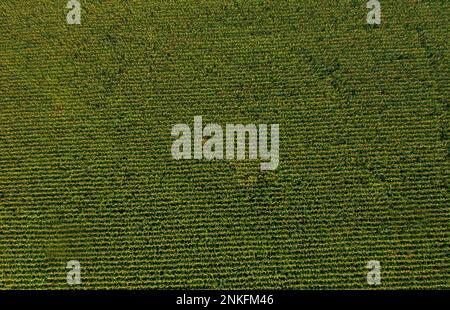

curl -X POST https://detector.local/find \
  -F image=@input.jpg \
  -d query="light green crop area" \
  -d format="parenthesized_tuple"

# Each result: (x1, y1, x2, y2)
(0, 0, 448, 289)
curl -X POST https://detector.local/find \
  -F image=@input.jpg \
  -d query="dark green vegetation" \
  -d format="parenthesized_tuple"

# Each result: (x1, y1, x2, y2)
(0, 0, 448, 289)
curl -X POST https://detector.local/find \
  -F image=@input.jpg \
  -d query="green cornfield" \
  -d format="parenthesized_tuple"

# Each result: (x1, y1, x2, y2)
(0, 0, 449, 289)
